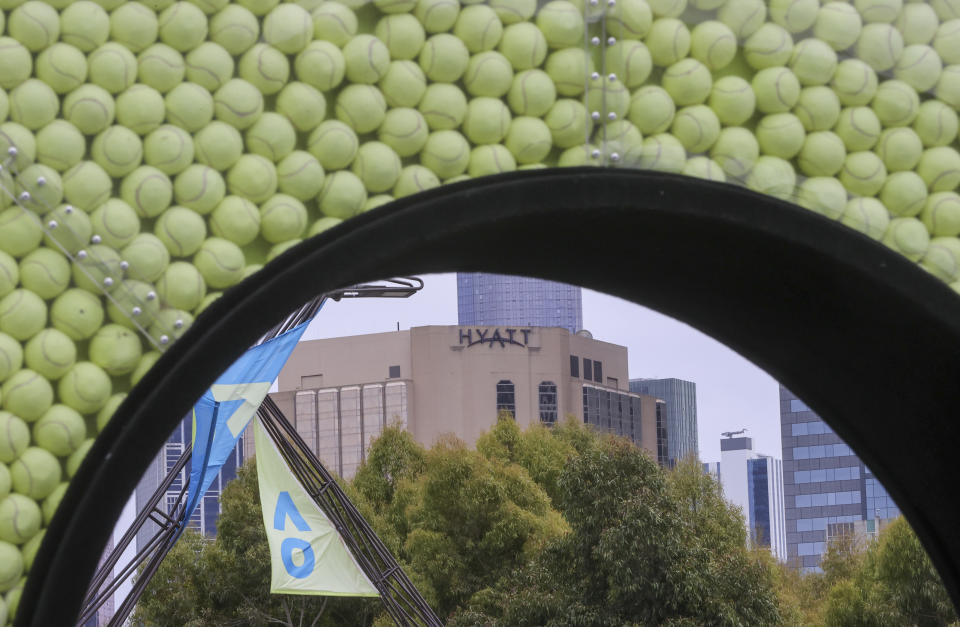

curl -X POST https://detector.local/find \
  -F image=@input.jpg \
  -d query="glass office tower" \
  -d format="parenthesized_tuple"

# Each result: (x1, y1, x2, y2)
(456, 273, 583, 333)
(135, 415, 244, 551)
(779, 385, 900, 571)
(628, 377, 699, 466)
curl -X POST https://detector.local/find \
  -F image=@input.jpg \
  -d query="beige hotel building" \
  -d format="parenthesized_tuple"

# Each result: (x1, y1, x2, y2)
(245, 325, 668, 478)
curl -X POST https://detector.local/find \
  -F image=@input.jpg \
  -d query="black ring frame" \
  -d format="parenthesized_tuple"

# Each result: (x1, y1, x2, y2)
(17, 168, 960, 625)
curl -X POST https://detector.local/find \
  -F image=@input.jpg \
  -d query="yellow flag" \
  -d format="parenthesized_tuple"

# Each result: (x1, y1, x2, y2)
(255, 419, 379, 597)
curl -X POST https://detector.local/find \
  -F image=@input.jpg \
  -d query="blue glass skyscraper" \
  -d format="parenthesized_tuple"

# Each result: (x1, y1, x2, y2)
(779, 385, 900, 571)
(456, 273, 583, 333)
(629, 377, 699, 466)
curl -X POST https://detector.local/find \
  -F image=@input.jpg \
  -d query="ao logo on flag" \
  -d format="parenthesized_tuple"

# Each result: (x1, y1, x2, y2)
(274, 491, 315, 579)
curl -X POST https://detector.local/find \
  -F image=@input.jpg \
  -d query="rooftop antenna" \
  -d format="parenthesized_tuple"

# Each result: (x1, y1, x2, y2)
(721, 428, 748, 438)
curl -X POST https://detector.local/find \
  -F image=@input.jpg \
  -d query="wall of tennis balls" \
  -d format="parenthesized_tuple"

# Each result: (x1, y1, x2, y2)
(0, 0, 958, 622)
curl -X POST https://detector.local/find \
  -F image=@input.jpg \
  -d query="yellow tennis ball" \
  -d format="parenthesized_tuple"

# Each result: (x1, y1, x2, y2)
(883, 217, 930, 261)
(856, 23, 904, 72)
(121, 233, 170, 283)
(391, 165, 437, 199)
(752, 67, 801, 113)
(856, 0, 903, 24)
(417, 83, 468, 131)
(871, 79, 920, 127)
(209, 195, 260, 246)
(718, 0, 767, 40)
(536, 1, 583, 49)
(682, 156, 726, 182)
(50, 289, 103, 341)
(880, 171, 929, 217)
(504, 116, 552, 165)
(121, 166, 173, 218)
(156, 261, 206, 312)
(344, 34, 391, 84)
(58, 362, 112, 414)
(646, 18, 691, 67)
(875, 127, 923, 172)
(917, 146, 960, 192)
(379, 108, 429, 157)
(137, 43, 185, 93)
(464, 51, 514, 98)
(312, 1, 358, 46)
(35, 44, 88, 95)
(605, 40, 653, 89)
(115, 85, 166, 136)
(790, 39, 838, 87)
(605, 0, 653, 39)
(308, 120, 359, 170)
(276, 82, 326, 133)
(545, 98, 590, 149)
(15, 163, 63, 214)
(689, 21, 736, 71)
(105, 279, 160, 330)
(467, 144, 516, 177)
(629, 85, 676, 135)
(9, 1, 59, 52)
(110, 1, 159, 53)
(245, 112, 297, 162)
(921, 236, 960, 282)
(2, 369, 53, 421)
(143, 124, 195, 175)
(336, 84, 387, 134)
(0, 332, 21, 384)
(159, 2, 208, 52)
(797, 130, 846, 176)
(420, 130, 471, 179)
(43, 205, 92, 255)
(815, 2, 862, 51)
(545, 47, 593, 97)
(89, 198, 140, 250)
(193, 121, 243, 172)
(238, 43, 290, 96)
(708, 76, 755, 126)
(376, 13, 426, 61)
(796, 176, 848, 219)
(0, 411, 29, 463)
(259, 195, 309, 245)
(0, 493, 41, 545)
(193, 237, 245, 289)
(60, 1, 110, 53)
(921, 192, 960, 236)
(0, 208, 42, 259)
(96, 393, 126, 432)
(913, 100, 960, 147)
(88, 43, 138, 94)
(23, 328, 75, 381)
(498, 22, 547, 71)
(165, 81, 217, 133)
(743, 23, 794, 70)
(155, 205, 207, 256)
(213, 79, 264, 130)
(33, 404, 85, 456)
(462, 97, 512, 144)
(276, 151, 325, 202)
(317, 171, 367, 219)
(662, 58, 713, 106)
(839, 150, 888, 197)
(10, 447, 60, 500)
(209, 5, 259, 56)
(793, 85, 840, 131)
(670, 105, 720, 153)
(19, 248, 69, 301)
(227, 154, 277, 204)
(745, 155, 796, 199)
(184, 42, 234, 92)
(262, 3, 312, 54)
(9, 79, 58, 131)
(91, 126, 143, 178)
(352, 142, 402, 193)
(834, 106, 881, 151)
(0, 38, 31, 91)
(379, 60, 426, 107)
(173, 165, 225, 215)
(71, 244, 124, 295)
(897, 3, 939, 46)
(634, 133, 687, 173)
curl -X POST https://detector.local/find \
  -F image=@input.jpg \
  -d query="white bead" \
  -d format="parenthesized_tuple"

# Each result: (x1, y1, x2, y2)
(64, 205, 74, 214)
(146, 291, 157, 300)
(36, 176, 46, 186)
(610, 152, 621, 161)
(119, 261, 129, 270)
(18, 191, 30, 202)
(607, 36, 616, 45)
(608, 73, 617, 81)
(103, 277, 114, 287)
(7, 147, 17, 156)
(159, 335, 169, 345)
(591, 36, 600, 46)
(608, 112, 617, 120)
(591, 71, 600, 80)
(174, 319, 184, 329)
(591, 111, 601, 120)
(77, 250, 88, 259)
(132, 307, 142, 316)
(91, 234, 101, 244)
(591, 149, 601, 158)
(48, 220, 57, 229)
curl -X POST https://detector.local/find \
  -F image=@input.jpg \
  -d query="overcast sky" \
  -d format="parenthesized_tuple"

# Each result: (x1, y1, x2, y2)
(303, 273, 783, 462)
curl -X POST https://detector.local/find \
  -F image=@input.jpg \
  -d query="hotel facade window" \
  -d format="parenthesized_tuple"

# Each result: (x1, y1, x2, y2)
(496, 380, 515, 417)
(570, 355, 579, 377)
(539, 382, 558, 424)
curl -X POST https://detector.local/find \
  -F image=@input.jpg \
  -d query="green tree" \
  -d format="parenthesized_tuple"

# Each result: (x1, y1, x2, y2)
(824, 517, 958, 627)
(454, 435, 780, 625)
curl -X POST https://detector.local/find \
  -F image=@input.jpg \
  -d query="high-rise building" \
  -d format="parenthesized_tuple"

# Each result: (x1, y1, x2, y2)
(249, 325, 665, 477)
(779, 385, 901, 571)
(135, 415, 244, 551)
(711, 437, 787, 561)
(457, 273, 583, 334)
(628, 378, 699, 465)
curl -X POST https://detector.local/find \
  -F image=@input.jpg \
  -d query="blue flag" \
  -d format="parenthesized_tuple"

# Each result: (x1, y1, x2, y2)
(182, 319, 313, 528)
